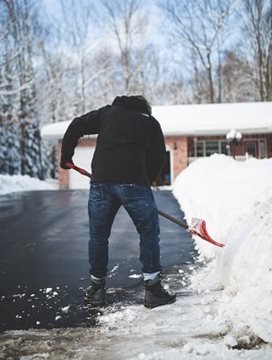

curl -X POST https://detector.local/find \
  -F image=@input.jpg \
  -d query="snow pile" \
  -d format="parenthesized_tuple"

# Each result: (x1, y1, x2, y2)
(0, 174, 55, 195)
(173, 154, 272, 344)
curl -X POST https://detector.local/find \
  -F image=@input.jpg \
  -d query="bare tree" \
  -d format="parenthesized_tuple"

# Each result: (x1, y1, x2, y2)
(1, 0, 39, 113)
(101, 0, 150, 94)
(220, 50, 255, 101)
(56, 0, 96, 114)
(40, 0, 116, 115)
(239, 0, 272, 101)
(160, 0, 234, 103)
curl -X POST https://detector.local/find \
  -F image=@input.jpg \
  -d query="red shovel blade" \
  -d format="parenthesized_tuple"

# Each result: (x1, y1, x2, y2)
(188, 218, 225, 248)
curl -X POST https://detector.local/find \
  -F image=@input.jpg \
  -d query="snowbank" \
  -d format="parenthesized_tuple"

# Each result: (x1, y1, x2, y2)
(173, 154, 272, 344)
(0, 174, 55, 195)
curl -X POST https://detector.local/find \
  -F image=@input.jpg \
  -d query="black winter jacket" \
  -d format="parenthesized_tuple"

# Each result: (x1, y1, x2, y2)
(60, 95, 166, 184)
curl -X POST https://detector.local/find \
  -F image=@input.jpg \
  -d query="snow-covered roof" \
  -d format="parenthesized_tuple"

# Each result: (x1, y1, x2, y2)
(41, 101, 272, 140)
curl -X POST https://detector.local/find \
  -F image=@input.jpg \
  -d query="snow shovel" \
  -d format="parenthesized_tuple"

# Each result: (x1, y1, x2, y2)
(65, 162, 225, 248)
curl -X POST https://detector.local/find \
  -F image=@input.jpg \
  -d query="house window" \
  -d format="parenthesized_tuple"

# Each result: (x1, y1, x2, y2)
(195, 140, 228, 157)
(259, 140, 266, 158)
(220, 141, 228, 155)
(206, 141, 219, 156)
(196, 142, 204, 157)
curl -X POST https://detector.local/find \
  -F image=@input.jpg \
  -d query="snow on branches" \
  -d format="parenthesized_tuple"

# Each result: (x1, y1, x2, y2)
(0, 112, 45, 179)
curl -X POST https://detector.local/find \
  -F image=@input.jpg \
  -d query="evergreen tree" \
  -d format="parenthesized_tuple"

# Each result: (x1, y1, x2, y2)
(19, 112, 44, 180)
(5, 114, 21, 175)
(0, 114, 8, 174)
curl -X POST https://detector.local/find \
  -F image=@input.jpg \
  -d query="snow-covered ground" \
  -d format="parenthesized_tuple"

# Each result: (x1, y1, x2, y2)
(1, 155, 272, 359)
(0, 174, 56, 195)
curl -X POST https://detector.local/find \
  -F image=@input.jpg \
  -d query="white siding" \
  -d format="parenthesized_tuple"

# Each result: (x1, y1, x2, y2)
(69, 147, 95, 189)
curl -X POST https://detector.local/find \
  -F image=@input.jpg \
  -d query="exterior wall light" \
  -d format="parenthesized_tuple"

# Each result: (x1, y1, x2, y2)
(226, 129, 242, 158)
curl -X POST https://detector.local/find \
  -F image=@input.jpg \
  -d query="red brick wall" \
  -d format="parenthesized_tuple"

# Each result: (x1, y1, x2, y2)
(165, 136, 188, 179)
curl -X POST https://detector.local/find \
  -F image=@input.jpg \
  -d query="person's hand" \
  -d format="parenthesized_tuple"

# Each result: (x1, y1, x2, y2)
(60, 159, 74, 169)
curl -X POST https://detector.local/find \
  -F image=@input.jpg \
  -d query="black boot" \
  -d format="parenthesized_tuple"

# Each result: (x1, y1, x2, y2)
(84, 278, 106, 307)
(144, 275, 176, 309)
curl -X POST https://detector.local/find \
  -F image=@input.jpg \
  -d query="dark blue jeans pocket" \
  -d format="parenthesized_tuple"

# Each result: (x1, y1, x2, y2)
(89, 183, 104, 202)
(120, 184, 150, 211)
(120, 184, 147, 199)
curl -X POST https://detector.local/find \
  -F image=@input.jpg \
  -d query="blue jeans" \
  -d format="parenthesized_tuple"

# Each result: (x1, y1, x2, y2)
(88, 183, 161, 278)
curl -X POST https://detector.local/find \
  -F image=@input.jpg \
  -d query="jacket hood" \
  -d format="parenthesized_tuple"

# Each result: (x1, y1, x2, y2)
(112, 95, 152, 115)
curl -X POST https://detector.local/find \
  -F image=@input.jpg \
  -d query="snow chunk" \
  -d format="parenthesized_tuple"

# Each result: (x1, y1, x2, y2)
(61, 305, 71, 313)
(223, 334, 238, 348)
(128, 274, 142, 279)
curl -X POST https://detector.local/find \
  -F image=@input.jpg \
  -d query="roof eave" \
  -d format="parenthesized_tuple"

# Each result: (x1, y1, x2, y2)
(163, 127, 272, 137)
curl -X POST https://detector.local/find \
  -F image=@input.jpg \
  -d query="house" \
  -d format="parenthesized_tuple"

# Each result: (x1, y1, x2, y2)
(41, 101, 272, 189)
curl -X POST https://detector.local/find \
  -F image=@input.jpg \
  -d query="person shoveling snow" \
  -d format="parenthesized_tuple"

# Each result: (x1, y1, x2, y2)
(60, 95, 176, 308)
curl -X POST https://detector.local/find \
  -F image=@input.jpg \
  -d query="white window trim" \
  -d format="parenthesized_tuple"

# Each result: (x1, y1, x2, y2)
(194, 140, 228, 157)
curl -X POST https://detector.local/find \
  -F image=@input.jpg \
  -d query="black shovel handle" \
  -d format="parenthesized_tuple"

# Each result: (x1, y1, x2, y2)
(157, 209, 188, 230)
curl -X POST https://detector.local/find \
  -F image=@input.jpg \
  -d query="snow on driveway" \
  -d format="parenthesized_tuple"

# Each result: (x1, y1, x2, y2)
(0, 290, 271, 359)
(1, 155, 272, 359)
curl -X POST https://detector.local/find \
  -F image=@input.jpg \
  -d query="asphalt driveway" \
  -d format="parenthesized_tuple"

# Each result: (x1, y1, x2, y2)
(0, 189, 195, 331)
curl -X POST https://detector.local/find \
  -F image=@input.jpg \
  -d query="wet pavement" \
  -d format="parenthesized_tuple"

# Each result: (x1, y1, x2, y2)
(0, 189, 195, 332)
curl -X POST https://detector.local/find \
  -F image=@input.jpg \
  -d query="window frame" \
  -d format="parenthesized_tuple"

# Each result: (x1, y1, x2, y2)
(194, 140, 228, 157)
